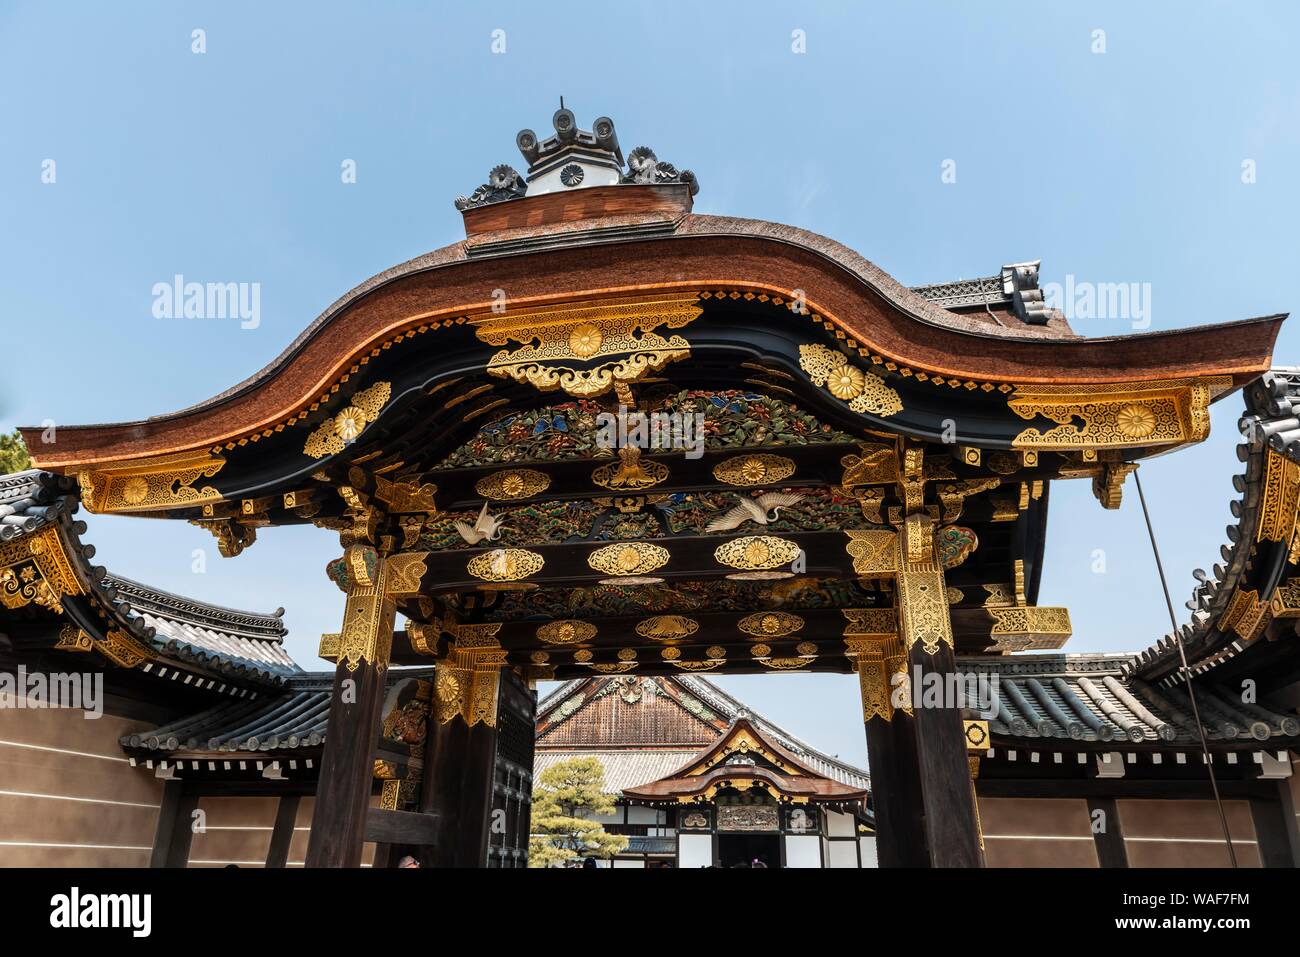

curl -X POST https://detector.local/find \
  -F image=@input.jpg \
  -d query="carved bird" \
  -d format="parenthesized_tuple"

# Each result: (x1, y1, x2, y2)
(454, 502, 505, 545)
(706, 492, 806, 533)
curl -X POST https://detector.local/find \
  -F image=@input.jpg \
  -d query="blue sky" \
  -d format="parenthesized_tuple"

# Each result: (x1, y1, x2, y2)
(2, 1, 1298, 767)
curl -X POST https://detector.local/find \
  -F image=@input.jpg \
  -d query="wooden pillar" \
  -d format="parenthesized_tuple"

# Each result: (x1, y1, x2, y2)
(1085, 796, 1128, 868)
(420, 709, 471, 867)
(863, 715, 929, 867)
(265, 795, 301, 869)
(1250, 796, 1294, 868)
(849, 629, 929, 868)
(150, 780, 199, 869)
(305, 548, 396, 868)
(897, 515, 984, 868)
(422, 637, 507, 868)
(454, 715, 500, 867)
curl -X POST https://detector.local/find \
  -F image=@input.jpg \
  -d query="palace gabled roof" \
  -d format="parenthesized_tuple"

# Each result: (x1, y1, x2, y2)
(0, 468, 298, 687)
(620, 716, 869, 803)
(535, 675, 871, 794)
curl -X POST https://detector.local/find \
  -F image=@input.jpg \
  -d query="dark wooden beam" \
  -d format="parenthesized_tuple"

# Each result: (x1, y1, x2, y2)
(150, 779, 199, 869)
(304, 659, 388, 867)
(454, 713, 501, 868)
(1250, 797, 1294, 868)
(421, 713, 471, 867)
(908, 642, 984, 867)
(1086, 796, 1128, 868)
(417, 530, 861, 594)
(863, 714, 929, 867)
(975, 778, 1280, 799)
(264, 794, 301, 869)
(364, 808, 442, 846)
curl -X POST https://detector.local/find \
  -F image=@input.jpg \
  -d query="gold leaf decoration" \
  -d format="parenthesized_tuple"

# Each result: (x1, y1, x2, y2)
(591, 446, 668, 491)
(635, 615, 700, 642)
(475, 468, 551, 501)
(737, 611, 805, 638)
(536, 620, 597, 645)
(75, 450, 226, 514)
(472, 294, 702, 398)
(712, 454, 796, 487)
(798, 344, 902, 417)
(845, 529, 897, 576)
(304, 381, 392, 458)
(1007, 378, 1229, 450)
(713, 536, 801, 571)
(587, 542, 670, 577)
(466, 547, 544, 582)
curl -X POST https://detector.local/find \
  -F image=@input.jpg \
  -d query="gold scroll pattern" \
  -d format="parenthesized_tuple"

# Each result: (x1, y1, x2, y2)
(475, 469, 551, 501)
(843, 607, 909, 722)
(737, 611, 805, 638)
(334, 549, 397, 671)
(798, 344, 903, 417)
(1008, 378, 1228, 451)
(435, 642, 508, 727)
(76, 450, 226, 514)
(467, 548, 545, 582)
(588, 542, 669, 578)
(895, 516, 952, 656)
(713, 536, 801, 571)
(1257, 449, 1300, 551)
(472, 294, 702, 398)
(304, 381, 392, 459)
(712, 454, 796, 487)
(0, 526, 82, 613)
(845, 529, 897, 577)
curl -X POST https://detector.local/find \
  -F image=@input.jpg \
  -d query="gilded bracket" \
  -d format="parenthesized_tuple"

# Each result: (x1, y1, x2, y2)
(1008, 377, 1230, 451)
(471, 294, 702, 399)
(75, 450, 226, 515)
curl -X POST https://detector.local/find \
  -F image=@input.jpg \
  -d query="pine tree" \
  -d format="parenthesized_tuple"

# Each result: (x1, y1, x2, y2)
(528, 756, 629, 867)
(0, 430, 31, 475)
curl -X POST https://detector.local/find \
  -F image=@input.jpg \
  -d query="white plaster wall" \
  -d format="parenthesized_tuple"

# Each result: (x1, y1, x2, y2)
(827, 839, 860, 868)
(825, 810, 856, 837)
(859, 835, 879, 868)
(785, 835, 822, 868)
(678, 833, 713, 868)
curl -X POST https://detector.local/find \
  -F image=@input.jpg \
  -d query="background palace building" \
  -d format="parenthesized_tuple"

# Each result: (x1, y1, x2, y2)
(2, 110, 1300, 868)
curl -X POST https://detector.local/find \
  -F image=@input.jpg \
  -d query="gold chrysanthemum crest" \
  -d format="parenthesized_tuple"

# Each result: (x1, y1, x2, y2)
(536, 619, 597, 645)
(712, 454, 796, 487)
(713, 536, 801, 570)
(587, 542, 670, 577)
(304, 381, 392, 459)
(798, 344, 902, 417)
(475, 468, 551, 500)
(737, 611, 805, 638)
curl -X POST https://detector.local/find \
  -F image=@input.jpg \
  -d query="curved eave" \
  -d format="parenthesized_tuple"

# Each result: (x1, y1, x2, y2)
(0, 471, 298, 687)
(622, 764, 867, 803)
(1129, 369, 1300, 684)
(22, 212, 1284, 470)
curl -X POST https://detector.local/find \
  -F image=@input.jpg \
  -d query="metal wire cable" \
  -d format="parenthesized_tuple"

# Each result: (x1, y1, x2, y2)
(1133, 468, 1238, 867)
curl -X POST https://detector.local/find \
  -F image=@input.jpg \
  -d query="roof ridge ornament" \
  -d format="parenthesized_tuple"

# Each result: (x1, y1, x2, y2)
(455, 109, 698, 210)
